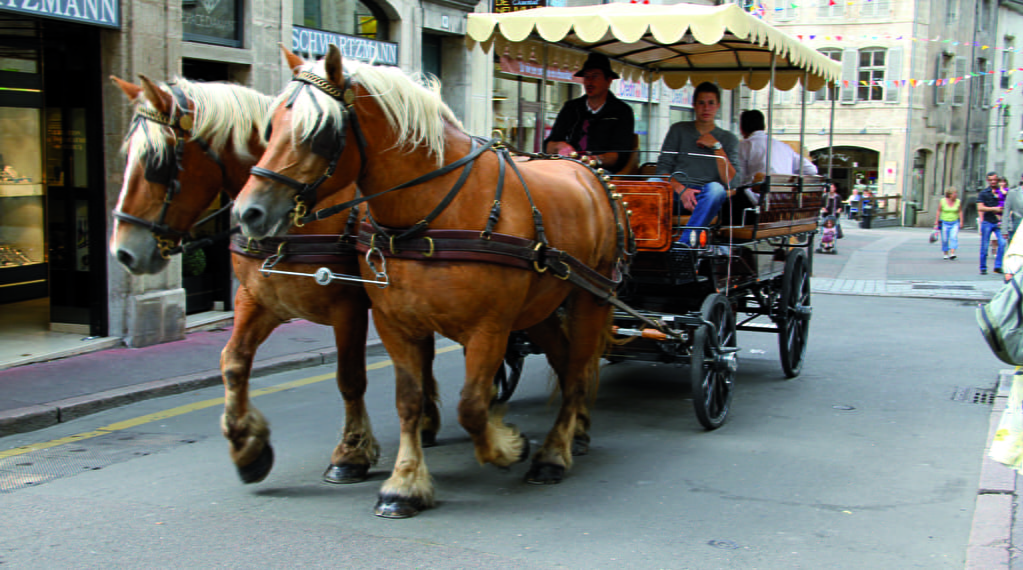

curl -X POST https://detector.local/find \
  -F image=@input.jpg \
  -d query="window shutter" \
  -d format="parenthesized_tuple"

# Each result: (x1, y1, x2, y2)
(841, 48, 858, 104)
(873, 0, 891, 17)
(933, 57, 943, 105)
(818, 0, 830, 18)
(885, 47, 902, 103)
(953, 56, 967, 106)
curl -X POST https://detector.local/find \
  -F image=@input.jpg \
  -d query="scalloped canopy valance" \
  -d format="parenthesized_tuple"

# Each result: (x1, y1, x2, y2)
(466, 3, 840, 91)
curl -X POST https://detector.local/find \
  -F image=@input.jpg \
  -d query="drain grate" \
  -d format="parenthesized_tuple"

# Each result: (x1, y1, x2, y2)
(952, 387, 996, 405)
(913, 284, 976, 291)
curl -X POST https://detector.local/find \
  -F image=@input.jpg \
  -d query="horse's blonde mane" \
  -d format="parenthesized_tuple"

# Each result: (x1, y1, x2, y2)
(274, 58, 464, 167)
(122, 78, 273, 166)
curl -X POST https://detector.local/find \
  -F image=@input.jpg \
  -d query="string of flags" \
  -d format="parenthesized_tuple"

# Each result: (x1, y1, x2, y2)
(741, 1, 1023, 55)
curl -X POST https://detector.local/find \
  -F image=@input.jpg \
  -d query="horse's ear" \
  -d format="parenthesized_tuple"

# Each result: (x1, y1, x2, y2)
(110, 75, 142, 101)
(324, 44, 344, 87)
(279, 43, 305, 75)
(138, 74, 173, 116)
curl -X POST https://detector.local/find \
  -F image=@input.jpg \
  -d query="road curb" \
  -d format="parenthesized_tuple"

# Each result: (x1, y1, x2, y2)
(966, 369, 1017, 569)
(0, 348, 341, 437)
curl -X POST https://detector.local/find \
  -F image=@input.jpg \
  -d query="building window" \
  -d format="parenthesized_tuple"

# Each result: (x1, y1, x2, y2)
(946, 0, 958, 23)
(857, 48, 886, 102)
(860, 0, 890, 18)
(975, 57, 991, 109)
(774, 3, 796, 20)
(293, 0, 389, 41)
(817, 0, 844, 18)
(935, 55, 952, 105)
(817, 48, 842, 101)
(182, 0, 244, 47)
(1002, 39, 1014, 90)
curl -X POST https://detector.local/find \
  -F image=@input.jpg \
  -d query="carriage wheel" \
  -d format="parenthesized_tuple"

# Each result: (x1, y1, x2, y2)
(690, 293, 737, 430)
(778, 249, 812, 378)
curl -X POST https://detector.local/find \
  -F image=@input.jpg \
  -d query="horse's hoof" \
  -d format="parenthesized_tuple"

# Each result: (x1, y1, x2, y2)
(524, 462, 565, 485)
(237, 443, 274, 484)
(571, 434, 590, 456)
(374, 494, 428, 519)
(421, 429, 438, 448)
(323, 462, 369, 484)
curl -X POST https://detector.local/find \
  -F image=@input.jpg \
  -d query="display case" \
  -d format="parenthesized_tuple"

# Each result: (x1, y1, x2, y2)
(0, 106, 47, 303)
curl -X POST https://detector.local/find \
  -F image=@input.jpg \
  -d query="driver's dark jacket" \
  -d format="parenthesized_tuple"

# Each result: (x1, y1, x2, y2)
(543, 92, 635, 173)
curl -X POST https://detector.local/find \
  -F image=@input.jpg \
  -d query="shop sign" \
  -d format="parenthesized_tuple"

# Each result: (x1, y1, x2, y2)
(499, 55, 577, 83)
(669, 85, 694, 107)
(493, 0, 545, 14)
(292, 26, 399, 66)
(183, 0, 240, 46)
(0, 0, 119, 28)
(615, 78, 652, 102)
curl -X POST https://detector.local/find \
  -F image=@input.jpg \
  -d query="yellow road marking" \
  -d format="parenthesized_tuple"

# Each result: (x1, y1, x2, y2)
(0, 343, 463, 460)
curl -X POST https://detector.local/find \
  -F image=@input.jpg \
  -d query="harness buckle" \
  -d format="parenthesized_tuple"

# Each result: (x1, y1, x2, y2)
(364, 244, 390, 289)
(422, 236, 434, 257)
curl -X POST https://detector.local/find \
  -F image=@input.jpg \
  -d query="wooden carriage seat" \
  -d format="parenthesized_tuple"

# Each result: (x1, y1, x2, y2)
(719, 174, 826, 241)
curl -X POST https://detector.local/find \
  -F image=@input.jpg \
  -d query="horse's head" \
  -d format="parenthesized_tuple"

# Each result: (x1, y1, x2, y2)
(234, 44, 366, 239)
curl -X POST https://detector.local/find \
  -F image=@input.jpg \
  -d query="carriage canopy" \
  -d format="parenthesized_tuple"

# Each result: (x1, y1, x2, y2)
(466, 3, 840, 91)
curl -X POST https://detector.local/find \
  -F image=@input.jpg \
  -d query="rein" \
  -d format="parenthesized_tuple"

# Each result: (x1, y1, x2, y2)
(113, 83, 235, 258)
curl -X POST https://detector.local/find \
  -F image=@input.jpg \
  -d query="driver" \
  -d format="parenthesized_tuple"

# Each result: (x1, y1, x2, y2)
(544, 53, 635, 174)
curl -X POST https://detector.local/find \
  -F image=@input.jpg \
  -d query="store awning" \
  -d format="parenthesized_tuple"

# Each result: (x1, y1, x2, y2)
(466, 3, 840, 91)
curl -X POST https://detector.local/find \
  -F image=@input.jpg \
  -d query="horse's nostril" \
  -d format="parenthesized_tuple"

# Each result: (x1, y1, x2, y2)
(239, 206, 264, 227)
(116, 249, 135, 270)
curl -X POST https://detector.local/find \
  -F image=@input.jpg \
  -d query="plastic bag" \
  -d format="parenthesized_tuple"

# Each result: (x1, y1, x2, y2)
(929, 230, 939, 244)
(990, 368, 1023, 472)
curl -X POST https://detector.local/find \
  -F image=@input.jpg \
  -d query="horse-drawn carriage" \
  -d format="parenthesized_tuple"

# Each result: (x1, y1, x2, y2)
(110, 3, 838, 517)
(471, 3, 838, 429)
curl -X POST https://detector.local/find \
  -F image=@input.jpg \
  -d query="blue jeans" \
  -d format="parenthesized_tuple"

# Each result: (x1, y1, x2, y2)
(940, 220, 959, 253)
(674, 182, 727, 245)
(980, 220, 1006, 272)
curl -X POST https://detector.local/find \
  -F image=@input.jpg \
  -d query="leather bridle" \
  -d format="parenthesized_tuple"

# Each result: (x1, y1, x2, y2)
(113, 83, 232, 258)
(249, 71, 368, 228)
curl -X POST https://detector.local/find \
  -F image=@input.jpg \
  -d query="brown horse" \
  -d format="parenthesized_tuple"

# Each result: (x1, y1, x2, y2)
(234, 45, 630, 518)
(108, 74, 441, 485)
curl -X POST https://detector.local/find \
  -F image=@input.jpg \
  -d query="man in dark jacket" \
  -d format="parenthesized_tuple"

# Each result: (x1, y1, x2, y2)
(979, 171, 1007, 275)
(544, 53, 635, 173)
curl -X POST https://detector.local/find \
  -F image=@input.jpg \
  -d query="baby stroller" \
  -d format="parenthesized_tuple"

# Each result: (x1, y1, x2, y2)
(816, 215, 838, 254)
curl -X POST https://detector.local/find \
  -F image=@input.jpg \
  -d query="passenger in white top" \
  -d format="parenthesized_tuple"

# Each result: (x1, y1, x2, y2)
(737, 110, 818, 186)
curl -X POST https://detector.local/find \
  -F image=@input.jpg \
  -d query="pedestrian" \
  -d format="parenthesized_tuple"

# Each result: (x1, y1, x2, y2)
(979, 171, 1007, 275)
(860, 188, 875, 229)
(1005, 174, 1023, 243)
(848, 186, 861, 219)
(544, 53, 636, 173)
(822, 182, 842, 217)
(933, 187, 963, 260)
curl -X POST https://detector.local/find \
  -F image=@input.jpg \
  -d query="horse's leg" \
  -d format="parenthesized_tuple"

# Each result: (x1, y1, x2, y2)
(220, 286, 283, 484)
(323, 307, 381, 484)
(459, 331, 530, 467)
(525, 293, 611, 485)
(375, 330, 436, 518)
(524, 314, 591, 456)
(419, 334, 442, 447)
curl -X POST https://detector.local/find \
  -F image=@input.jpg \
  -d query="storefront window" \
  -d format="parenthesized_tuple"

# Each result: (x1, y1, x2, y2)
(293, 0, 387, 41)
(183, 0, 243, 47)
(0, 106, 46, 301)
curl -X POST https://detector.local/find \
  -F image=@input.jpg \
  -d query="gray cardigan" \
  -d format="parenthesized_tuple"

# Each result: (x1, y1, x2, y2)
(1005, 187, 1023, 233)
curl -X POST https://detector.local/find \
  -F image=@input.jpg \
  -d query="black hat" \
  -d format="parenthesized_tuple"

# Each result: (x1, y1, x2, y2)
(574, 53, 620, 80)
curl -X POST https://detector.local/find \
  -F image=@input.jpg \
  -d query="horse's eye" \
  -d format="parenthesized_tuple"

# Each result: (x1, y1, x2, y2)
(263, 122, 273, 142)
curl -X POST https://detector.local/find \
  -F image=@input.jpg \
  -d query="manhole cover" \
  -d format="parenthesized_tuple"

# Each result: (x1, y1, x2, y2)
(912, 284, 976, 291)
(951, 387, 996, 405)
